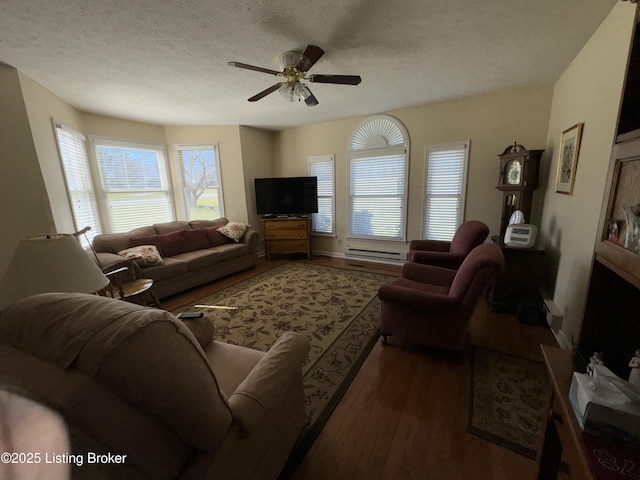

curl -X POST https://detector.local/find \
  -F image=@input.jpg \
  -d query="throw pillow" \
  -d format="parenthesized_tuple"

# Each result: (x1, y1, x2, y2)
(181, 315, 215, 347)
(217, 222, 249, 242)
(185, 229, 210, 251)
(203, 226, 233, 247)
(129, 235, 163, 255)
(118, 245, 164, 266)
(156, 230, 190, 257)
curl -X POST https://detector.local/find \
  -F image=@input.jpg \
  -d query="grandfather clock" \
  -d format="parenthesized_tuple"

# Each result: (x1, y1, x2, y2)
(495, 143, 544, 237)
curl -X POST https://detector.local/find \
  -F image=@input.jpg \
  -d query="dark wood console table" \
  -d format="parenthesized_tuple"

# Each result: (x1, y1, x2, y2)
(489, 236, 546, 312)
(537, 345, 640, 479)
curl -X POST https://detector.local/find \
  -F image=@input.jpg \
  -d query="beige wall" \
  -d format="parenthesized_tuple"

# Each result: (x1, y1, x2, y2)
(0, 66, 56, 274)
(20, 73, 88, 235)
(239, 126, 276, 233)
(274, 86, 553, 257)
(163, 124, 249, 223)
(540, 1, 636, 348)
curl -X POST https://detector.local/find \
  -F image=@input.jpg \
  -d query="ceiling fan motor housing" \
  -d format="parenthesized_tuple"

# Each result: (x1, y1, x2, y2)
(276, 51, 302, 71)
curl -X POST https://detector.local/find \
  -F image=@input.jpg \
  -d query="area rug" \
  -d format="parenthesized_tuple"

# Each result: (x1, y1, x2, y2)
(173, 262, 394, 462)
(467, 347, 549, 459)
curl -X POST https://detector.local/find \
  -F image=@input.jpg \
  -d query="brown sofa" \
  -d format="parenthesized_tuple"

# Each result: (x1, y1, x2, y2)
(0, 293, 309, 479)
(91, 218, 260, 299)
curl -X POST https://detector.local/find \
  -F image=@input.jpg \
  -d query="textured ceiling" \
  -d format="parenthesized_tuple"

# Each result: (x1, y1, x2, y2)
(0, 0, 618, 130)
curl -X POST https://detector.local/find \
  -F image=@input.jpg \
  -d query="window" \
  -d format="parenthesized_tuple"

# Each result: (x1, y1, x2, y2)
(348, 115, 409, 241)
(176, 145, 224, 221)
(309, 155, 335, 235)
(54, 122, 101, 246)
(424, 141, 469, 240)
(92, 137, 173, 233)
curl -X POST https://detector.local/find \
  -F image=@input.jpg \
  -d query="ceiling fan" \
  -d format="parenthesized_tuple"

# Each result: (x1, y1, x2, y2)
(228, 45, 361, 107)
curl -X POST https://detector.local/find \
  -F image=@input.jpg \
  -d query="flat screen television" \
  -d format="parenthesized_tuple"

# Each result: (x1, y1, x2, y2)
(254, 176, 318, 216)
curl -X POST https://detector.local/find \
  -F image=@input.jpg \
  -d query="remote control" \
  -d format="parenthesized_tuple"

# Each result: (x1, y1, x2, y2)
(177, 312, 204, 320)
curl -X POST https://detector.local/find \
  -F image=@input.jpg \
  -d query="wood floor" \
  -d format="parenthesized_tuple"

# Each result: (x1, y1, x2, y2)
(163, 256, 561, 480)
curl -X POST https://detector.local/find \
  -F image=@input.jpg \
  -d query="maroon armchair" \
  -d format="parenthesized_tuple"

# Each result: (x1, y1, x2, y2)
(408, 220, 490, 269)
(378, 243, 505, 351)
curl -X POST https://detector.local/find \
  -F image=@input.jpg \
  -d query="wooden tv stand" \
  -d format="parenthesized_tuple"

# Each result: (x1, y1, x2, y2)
(262, 217, 311, 260)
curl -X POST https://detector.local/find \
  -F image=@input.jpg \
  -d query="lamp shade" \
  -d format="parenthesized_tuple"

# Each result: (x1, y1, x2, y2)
(0, 234, 109, 306)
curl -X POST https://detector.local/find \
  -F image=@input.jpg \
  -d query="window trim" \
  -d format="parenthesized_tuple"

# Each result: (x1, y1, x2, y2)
(53, 120, 102, 246)
(175, 143, 225, 221)
(308, 154, 336, 236)
(89, 135, 174, 233)
(347, 115, 410, 242)
(422, 140, 470, 241)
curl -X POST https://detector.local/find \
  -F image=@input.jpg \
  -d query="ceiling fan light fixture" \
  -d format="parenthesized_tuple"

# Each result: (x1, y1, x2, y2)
(278, 83, 296, 102)
(294, 82, 310, 100)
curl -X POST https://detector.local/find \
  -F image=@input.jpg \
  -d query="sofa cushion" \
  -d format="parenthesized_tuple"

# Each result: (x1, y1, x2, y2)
(217, 222, 249, 242)
(185, 228, 210, 251)
(204, 226, 234, 247)
(0, 346, 191, 479)
(153, 221, 190, 234)
(173, 249, 222, 271)
(93, 226, 156, 254)
(0, 293, 233, 452)
(189, 218, 228, 230)
(214, 243, 250, 261)
(118, 245, 164, 266)
(140, 257, 189, 281)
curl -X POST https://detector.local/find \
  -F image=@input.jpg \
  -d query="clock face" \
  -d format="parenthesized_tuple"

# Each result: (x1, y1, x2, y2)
(506, 159, 522, 185)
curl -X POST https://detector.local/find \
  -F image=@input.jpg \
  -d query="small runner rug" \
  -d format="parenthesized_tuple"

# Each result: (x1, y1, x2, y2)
(173, 261, 394, 468)
(467, 346, 549, 459)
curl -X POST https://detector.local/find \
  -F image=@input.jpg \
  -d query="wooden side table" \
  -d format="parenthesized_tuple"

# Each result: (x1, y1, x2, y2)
(490, 236, 546, 312)
(262, 217, 311, 260)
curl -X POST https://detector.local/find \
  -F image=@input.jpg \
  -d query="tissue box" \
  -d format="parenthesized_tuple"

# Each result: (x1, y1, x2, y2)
(569, 371, 640, 448)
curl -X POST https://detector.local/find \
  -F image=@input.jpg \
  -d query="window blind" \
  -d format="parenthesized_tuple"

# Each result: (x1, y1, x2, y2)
(176, 145, 224, 221)
(55, 124, 101, 246)
(424, 143, 468, 241)
(349, 154, 406, 240)
(94, 140, 173, 233)
(309, 156, 335, 235)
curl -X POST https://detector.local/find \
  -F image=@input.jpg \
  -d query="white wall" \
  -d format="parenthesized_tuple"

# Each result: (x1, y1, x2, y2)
(540, 1, 636, 348)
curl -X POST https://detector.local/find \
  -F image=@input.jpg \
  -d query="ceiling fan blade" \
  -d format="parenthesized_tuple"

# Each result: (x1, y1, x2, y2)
(248, 83, 282, 102)
(296, 45, 325, 72)
(304, 88, 319, 107)
(228, 61, 280, 76)
(308, 74, 362, 85)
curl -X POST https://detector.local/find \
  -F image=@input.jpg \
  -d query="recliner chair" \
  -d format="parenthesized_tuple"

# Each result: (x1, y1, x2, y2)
(408, 220, 490, 269)
(378, 242, 505, 351)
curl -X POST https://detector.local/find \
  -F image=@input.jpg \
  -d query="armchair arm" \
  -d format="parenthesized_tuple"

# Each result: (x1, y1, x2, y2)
(227, 332, 310, 435)
(378, 284, 459, 311)
(410, 251, 466, 269)
(409, 239, 451, 253)
(401, 262, 457, 287)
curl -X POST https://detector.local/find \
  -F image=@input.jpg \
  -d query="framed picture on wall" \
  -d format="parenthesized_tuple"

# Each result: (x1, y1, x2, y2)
(555, 122, 584, 195)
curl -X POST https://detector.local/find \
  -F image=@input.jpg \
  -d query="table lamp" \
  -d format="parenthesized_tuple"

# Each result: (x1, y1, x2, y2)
(0, 234, 110, 307)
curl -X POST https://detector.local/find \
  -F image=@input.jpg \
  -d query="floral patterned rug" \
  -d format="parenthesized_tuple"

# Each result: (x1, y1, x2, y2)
(467, 347, 549, 458)
(174, 261, 394, 462)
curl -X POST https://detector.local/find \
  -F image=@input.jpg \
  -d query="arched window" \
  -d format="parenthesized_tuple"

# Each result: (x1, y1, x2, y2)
(348, 115, 409, 241)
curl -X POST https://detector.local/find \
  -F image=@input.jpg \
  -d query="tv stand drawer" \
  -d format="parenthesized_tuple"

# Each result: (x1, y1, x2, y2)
(265, 230, 308, 240)
(264, 219, 309, 230)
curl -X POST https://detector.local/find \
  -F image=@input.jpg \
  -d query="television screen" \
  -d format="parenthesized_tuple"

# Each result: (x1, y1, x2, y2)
(255, 176, 318, 216)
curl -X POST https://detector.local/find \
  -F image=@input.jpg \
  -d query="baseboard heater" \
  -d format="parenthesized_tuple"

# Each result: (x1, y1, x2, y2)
(345, 247, 406, 261)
